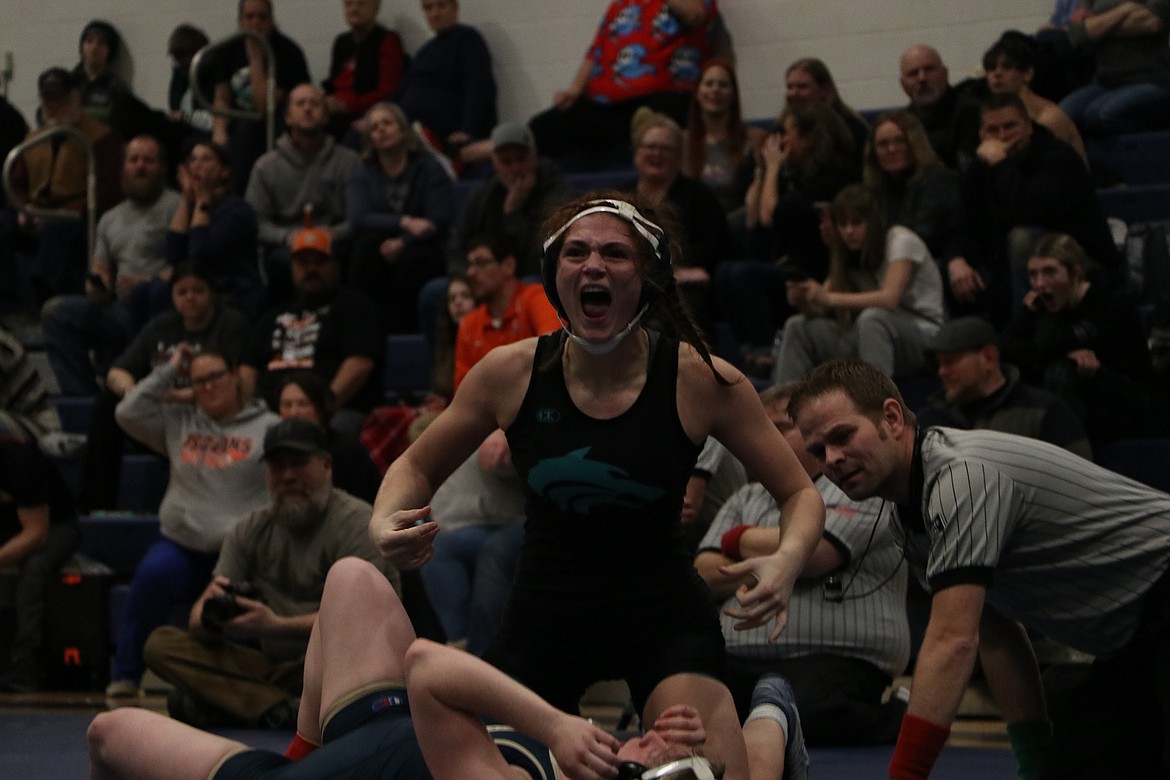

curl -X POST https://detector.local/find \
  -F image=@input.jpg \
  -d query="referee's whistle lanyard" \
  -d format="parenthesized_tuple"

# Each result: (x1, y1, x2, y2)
(898, 425, 928, 535)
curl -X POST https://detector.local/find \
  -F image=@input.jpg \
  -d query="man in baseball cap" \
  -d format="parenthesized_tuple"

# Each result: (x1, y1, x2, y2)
(917, 315, 1090, 457)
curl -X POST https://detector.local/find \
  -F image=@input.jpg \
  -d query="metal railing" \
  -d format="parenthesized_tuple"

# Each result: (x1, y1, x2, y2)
(189, 29, 277, 151)
(2, 124, 96, 264)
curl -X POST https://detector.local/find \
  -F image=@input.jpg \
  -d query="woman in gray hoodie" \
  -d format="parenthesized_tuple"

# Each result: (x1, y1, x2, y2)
(106, 344, 279, 697)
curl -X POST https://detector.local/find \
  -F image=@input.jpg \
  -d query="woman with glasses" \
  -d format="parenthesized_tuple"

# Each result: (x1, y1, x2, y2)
(104, 343, 278, 698)
(89, 556, 725, 780)
(621, 107, 731, 332)
(861, 110, 959, 260)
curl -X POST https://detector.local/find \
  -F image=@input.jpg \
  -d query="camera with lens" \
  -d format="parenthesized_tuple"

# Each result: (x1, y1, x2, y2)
(200, 581, 264, 632)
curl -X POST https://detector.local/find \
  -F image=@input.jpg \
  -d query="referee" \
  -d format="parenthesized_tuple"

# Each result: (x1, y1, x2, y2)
(788, 359, 1170, 780)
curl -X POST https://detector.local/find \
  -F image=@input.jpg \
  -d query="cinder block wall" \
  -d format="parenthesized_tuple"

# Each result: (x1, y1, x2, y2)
(2, 0, 1052, 129)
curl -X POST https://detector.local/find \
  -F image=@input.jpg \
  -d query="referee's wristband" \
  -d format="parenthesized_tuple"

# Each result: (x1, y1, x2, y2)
(1006, 719, 1051, 780)
(889, 714, 950, 780)
(720, 525, 751, 560)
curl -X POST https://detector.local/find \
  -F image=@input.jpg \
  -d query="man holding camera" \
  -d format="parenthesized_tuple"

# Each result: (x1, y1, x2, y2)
(142, 418, 400, 729)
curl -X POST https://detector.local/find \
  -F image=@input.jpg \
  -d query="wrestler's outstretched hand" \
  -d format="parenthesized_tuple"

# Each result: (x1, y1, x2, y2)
(547, 714, 621, 780)
(370, 506, 439, 569)
(719, 547, 802, 640)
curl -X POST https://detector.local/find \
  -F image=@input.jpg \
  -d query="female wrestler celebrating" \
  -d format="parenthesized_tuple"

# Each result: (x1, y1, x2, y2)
(369, 191, 825, 778)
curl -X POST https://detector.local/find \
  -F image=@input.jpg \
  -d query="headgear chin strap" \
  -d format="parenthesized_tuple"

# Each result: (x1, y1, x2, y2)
(563, 304, 648, 356)
(540, 198, 672, 320)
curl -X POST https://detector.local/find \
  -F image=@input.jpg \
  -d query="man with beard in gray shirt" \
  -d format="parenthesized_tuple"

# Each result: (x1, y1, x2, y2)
(142, 418, 400, 730)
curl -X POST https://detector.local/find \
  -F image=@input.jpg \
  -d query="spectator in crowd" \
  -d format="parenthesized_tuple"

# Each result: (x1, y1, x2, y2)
(683, 58, 764, 242)
(0, 98, 29, 299)
(622, 107, 731, 331)
(165, 140, 263, 318)
(417, 425, 527, 649)
(0, 325, 61, 445)
(243, 226, 383, 435)
(275, 371, 382, 502)
(245, 83, 360, 303)
(1061, 0, 1170, 135)
(697, 384, 909, 752)
(88, 556, 775, 780)
(71, 19, 155, 143)
(862, 110, 960, 260)
(210, 0, 312, 193)
(681, 436, 747, 550)
(431, 276, 473, 401)
(783, 57, 870, 167)
(983, 34, 1088, 164)
(6, 67, 122, 305)
(42, 135, 181, 396)
(420, 121, 573, 346)
(946, 93, 1118, 325)
(898, 44, 981, 170)
(454, 236, 560, 391)
(322, 0, 406, 143)
(106, 345, 278, 698)
(0, 96, 28, 208)
(1001, 232, 1153, 447)
(423, 233, 558, 648)
(720, 103, 856, 371)
(0, 438, 79, 693)
(396, 0, 497, 167)
(449, 122, 574, 282)
(774, 184, 945, 383)
(78, 263, 253, 512)
(144, 418, 399, 729)
(917, 315, 1093, 458)
(164, 24, 214, 141)
(346, 102, 453, 334)
(787, 358, 1170, 780)
(525, 0, 719, 162)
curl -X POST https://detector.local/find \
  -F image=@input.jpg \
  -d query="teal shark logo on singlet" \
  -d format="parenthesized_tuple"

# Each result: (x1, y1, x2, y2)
(529, 447, 664, 514)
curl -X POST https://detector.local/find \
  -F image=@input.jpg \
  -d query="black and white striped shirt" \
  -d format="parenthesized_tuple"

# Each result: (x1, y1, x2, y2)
(700, 476, 910, 678)
(902, 427, 1170, 656)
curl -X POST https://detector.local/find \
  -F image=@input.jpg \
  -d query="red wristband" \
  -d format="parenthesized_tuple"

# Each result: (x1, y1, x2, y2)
(888, 714, 950, 780)
(283, 733, 319, 761)
(720, 525, 751, 560)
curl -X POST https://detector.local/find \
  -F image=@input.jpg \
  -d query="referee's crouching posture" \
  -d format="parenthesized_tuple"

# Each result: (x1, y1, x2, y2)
(788, 358, 1170, 780)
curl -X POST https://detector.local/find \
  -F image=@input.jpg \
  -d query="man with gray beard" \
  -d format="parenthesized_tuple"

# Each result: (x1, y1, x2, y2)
(142, 418, 400, 730)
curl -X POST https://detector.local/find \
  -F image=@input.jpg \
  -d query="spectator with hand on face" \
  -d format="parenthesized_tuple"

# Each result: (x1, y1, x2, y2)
(944, 93, 1117, 326)
(1001, 232, 1153, 447)
(165, 140, 263, 318)
(78, 264, 253, 513)
(107, 345, 277, 699)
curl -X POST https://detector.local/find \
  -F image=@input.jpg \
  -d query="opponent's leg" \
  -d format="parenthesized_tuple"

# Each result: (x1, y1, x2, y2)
(87, 708, 246, 780)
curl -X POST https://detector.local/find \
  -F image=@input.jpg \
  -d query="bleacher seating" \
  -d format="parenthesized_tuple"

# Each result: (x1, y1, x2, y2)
(1095, 439, 1170, 493)
(51, 396, 95, 434)
(1088, 131, 1170, 187)
(1098, 184, 1170, 224)
(383, 333, 434, 403)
